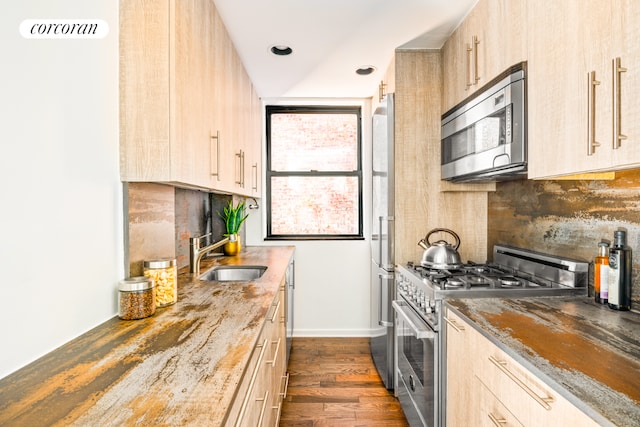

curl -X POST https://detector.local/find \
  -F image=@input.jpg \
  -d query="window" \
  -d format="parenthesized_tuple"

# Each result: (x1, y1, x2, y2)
(266, 106, 363, 240)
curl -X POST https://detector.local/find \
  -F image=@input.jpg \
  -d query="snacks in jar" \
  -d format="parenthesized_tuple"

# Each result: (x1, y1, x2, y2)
(143, 259, 178, 307)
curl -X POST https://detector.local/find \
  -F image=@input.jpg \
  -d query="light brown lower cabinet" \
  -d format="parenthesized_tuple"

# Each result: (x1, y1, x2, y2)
(445, 308, 600, 427)
(225, 278, 288, 426)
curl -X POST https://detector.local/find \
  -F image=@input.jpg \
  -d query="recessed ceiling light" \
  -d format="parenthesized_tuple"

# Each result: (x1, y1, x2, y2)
(270, 45, 293, 56)
(356, 66, 376, 76)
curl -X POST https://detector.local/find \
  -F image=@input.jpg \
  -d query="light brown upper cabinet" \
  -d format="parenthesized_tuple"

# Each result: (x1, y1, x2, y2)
(246, 85, 262, 198)
(442, 0, 526, 113)
(527, 0, 640, 178)
(120, 0, 261, 196)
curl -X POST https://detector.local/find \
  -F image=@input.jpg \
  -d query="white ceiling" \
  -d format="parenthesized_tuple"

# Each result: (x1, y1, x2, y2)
(213, 0, 478, 99)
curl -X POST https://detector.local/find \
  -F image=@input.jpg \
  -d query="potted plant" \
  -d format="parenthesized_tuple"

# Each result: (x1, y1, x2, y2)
(218, 200, 248, 255)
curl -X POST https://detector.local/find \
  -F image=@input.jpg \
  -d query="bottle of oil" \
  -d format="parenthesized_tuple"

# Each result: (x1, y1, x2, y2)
(608, 230, 632, 311)
(594, 241, 609, 304)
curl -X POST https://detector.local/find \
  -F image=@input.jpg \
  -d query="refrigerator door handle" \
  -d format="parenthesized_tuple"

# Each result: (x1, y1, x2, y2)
(378, 216, 395, 270)
(378, 271, 394, 327)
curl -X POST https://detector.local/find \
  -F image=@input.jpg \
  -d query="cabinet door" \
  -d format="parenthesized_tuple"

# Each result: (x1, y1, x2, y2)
(610, 0, 640, 169)
(173, 0, 213, 188)
(481, 0, 527, 81)
(444, 309, 478, 427)
(211, 9, 238, 193)
(442, 0, 527, 114)
(527, 0, 613, 178)
(442, 26, 468, 113)
(246, 85, 262, 198)
(120, 0, 171, 182)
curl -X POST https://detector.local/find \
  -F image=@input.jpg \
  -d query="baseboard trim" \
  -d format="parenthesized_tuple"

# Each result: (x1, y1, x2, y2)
(292, 328, 379, 338)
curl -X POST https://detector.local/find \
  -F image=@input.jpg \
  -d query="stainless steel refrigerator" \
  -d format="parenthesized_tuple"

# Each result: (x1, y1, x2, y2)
(370, 93, 395, 390)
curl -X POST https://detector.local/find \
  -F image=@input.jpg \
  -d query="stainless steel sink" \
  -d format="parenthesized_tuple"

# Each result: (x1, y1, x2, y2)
(199, 265, 267, 282)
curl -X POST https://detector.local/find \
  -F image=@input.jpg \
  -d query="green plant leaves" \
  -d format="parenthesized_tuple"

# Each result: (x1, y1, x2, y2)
(218, 200, 249, 235)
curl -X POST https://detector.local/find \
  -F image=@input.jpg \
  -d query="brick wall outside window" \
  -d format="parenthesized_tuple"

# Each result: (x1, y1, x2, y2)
(266, 106, 363, 239)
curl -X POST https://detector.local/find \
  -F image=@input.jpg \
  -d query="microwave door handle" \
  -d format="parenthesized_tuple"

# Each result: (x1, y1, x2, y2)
(392, 301, 436, 339)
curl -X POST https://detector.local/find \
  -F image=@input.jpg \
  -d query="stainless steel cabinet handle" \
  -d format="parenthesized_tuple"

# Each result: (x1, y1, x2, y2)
(269, 300, 281, 323)
(488, 413, 507, 426)
(443, 316, 465, 332)
(473, 35, 480, 84)
(235, 150, 245, 187)
(612, 57, 628, 149)
(235, 337, 269, 426)
(256, 390, 269, 427)
(210, 131, 220, 181)
(252, 163, 258, 191)
(241, 150, 245, 187)
(272, 401, 283, 426)
(392, 300, 436, 339)
(489, 356, 555, 410)
(587, 70, 601, 155)
(466, 43, 473, 89)
(279, 372, 290, 398)
(268, 338, 281, 366)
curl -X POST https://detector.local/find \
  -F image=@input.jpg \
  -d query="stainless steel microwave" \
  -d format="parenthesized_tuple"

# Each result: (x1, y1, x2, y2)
(441, 62, 526, 182)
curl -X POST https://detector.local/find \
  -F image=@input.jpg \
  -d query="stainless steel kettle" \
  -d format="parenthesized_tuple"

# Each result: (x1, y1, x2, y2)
(418, 228, 463, 269)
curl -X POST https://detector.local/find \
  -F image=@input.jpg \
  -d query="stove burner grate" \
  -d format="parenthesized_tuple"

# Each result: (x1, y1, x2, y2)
(499, 276, 523, 287)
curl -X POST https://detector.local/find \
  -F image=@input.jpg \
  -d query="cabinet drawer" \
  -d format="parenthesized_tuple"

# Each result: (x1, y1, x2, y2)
(475, 343, 599, 427)
(227, 337, 269, 426)
(476, 376, 523, 427)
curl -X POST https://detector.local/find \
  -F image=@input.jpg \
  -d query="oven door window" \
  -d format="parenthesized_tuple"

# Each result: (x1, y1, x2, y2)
(397, 313, 432, 386)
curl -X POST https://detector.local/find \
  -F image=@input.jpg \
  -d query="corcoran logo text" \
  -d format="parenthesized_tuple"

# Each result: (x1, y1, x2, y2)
(20, 19, 109, 39)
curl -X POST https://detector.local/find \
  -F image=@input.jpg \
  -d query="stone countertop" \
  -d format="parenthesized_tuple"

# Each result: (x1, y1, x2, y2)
(0, 245, 295, 426)
(446, 297, 640, 427)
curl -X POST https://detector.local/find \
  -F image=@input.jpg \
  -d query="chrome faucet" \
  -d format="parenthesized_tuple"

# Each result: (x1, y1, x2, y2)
(189, 233, 230, 275)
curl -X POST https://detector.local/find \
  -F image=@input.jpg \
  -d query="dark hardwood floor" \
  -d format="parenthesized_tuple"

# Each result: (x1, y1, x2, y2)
(279, 337, 409, 427)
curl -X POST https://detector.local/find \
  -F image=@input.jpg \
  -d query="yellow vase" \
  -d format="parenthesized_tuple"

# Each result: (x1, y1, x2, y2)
(223, 234, 241, 256)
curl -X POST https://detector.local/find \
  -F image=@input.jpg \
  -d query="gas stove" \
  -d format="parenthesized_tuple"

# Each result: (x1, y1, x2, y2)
(395, 245, 589, 327)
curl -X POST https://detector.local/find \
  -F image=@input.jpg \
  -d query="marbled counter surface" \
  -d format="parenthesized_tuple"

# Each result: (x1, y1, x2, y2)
(446, 297, 640, 427)
(0, 246, 295, 426)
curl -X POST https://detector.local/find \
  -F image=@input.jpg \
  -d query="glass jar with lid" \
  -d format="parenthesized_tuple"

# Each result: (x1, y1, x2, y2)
(143, 258, 178, 307)
(118, 277, 156, 320)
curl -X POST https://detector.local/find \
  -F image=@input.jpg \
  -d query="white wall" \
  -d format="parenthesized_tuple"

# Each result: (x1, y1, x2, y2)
(0, 1, 121, 378)
(246, 98, 373, 337)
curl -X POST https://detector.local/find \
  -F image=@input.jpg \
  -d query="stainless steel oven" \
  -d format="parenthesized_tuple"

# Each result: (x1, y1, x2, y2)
(393, 244, 588, 427)
(393, 300, 438, 427)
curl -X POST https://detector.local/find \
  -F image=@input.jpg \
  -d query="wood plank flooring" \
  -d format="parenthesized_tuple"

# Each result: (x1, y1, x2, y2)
(279, 337, 409, 427)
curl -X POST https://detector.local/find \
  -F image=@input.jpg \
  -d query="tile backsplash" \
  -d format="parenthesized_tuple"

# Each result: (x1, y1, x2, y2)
(126, 183, 240, 275)
(488, 169, 640, 305)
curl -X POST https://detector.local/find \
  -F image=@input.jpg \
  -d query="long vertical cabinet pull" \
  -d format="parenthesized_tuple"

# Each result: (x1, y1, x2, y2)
(235, 150, 245, 188)
(612, 57, 628, 149)
(241, 150, 245, 188)
(587, 71, 601, 155)
(473, 35, 480, 84)
(210, 131, 221, 181)
(252, 163, 258, 191)
(465, 43, 474, 90)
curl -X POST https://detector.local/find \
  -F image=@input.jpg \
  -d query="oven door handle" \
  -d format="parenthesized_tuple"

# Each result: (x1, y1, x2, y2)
(392, 300, 436, 340)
